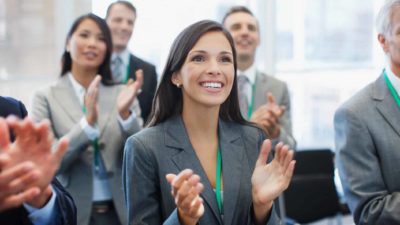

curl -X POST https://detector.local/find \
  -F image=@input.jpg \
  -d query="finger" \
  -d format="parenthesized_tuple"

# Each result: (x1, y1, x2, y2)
(187, 196, 203, 217)
(178, 185, 199, 211)
(180, 180, 203, 213)
(126, 78, 134, 86)
(14, 117, 37, 144)
(278, 106, 286, 117)
(166, 173, 177, 184)
(0, 187, 41, 211)
(88, 75, 102, 92)
(0, 118, 10, 150)
(285, 160, 296, 179)
(176, 180, 194, 206)
(170, 169, 193, 196)
(283, 149, 295, 172)
(53, 137, 69, 164)
(278, 144, 290, 165)
(135, 69, 144, 88)
(0, 162, 36, 186)
(274, 142, 284, 163)
(256, 139, 272, 167)
(0, 154, 11, 170)
(35, 120, 52, 150)
(266, 92, 276, 105)
(7, 169, 41, 196)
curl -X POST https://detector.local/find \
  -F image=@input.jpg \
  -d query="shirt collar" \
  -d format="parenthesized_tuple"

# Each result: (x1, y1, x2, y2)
(385, 65, 400, 96)
(67, 72, 86, 106)
(237, 64, 256, 84)
(112, 48, 130, 66)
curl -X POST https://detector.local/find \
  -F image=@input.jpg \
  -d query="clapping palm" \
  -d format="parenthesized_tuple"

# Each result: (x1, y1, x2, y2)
(251, 140, 295, 205)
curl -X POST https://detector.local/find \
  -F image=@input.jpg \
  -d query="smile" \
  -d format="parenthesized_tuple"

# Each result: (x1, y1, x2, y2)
(200, 82, 223, 88)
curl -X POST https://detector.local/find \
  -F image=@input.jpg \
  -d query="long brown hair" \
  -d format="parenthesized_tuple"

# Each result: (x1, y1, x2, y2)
(146, 20, 248, 127)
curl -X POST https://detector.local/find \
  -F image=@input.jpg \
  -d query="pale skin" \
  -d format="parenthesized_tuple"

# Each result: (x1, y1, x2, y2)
(250, 92, 285, 139)
(165, 31, 295, 225)
(84, 70, 143, 125)
(0, 117, 68, 211)
(66, 18, 143, 125)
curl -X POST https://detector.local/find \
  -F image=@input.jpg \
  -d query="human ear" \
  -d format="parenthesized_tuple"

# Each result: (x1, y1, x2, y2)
(171, 72, 182, 88)
(378, 33, 390, 53)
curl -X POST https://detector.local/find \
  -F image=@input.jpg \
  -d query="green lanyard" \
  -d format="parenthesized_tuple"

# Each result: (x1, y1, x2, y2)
(82, 106, 100, 170)
(247, 82, 256, 119)
(384, 69, 400, 109)
(123, 55, 131, 84)
(215, 137, 223, 214)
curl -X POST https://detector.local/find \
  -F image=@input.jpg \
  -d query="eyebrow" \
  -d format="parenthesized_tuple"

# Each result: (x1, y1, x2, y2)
(188, 50, 233, 55)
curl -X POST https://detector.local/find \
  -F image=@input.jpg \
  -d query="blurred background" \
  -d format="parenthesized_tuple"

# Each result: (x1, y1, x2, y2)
(0, 0, 385, 153)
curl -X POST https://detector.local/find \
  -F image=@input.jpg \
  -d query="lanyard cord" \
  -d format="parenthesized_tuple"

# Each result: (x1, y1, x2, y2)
(123, 55, 131, 84)
(247, 80, 256, 119)
(215, 135, 223, 214)
(82, 106, 99, 170)
(384, 69, 400, 109)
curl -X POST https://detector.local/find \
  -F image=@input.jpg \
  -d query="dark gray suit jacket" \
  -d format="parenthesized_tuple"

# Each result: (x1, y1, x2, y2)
(126, 54, 157, 123)
(254, 71, 295, 149)
(334, 74, 400, 225)
(123, 115, 281, 225)
(0, 96, 76, 225)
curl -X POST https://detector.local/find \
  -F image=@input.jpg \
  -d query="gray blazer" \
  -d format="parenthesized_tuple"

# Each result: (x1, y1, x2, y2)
(31, 75, 142, 225)
(254, 71, 295, 149)
(123, 115, 281, 225)
(334, 73, 400, 225)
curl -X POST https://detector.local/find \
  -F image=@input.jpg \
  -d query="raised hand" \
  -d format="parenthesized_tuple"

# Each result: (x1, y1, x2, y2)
(0, 126, 41, 212)
(250, 92, 285, 139)
(251, 139, 295, 224)
(85, 75, 102, 126)
(117, 69, 144, 120)
(3, 116, 69, 208)
(166, 169, 204, 225)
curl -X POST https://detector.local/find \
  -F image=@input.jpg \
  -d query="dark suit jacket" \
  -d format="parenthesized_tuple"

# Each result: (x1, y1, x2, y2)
(0, 96, 77, 225)
(127, 54, 157, 123)
(334, 74, 400, 224)
(123, 115, 280, 225)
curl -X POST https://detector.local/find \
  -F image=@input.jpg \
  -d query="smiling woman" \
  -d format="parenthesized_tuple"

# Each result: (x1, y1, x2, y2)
(30, 13, 144, 225)
(123, 20, 295, 225)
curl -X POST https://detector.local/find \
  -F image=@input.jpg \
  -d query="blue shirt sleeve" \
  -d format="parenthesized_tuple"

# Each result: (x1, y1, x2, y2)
(23, 186, 59, 225)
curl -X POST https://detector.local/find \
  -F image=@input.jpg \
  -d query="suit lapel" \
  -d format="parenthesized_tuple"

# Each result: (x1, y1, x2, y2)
(218, 120, 245, 225)
(374, 74, 400, 137)
(129, 54, 138, 80)
(166, 116, 223, 224)
(52, 76, 83, 123)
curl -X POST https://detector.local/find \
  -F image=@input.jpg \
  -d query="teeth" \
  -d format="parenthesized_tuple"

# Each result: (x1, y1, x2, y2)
(85, 52, 96, 58)
(202, 82, 222, 88)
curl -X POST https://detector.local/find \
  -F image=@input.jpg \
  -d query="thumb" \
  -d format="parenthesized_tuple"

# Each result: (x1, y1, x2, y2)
(166, 173, 177, 184)
(0, 118, 10, 150)
(54, 137, 69, 163)
(266, 92, 276, 105)
(135, 69, 144, 88)
(255, 139, 272, 167)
